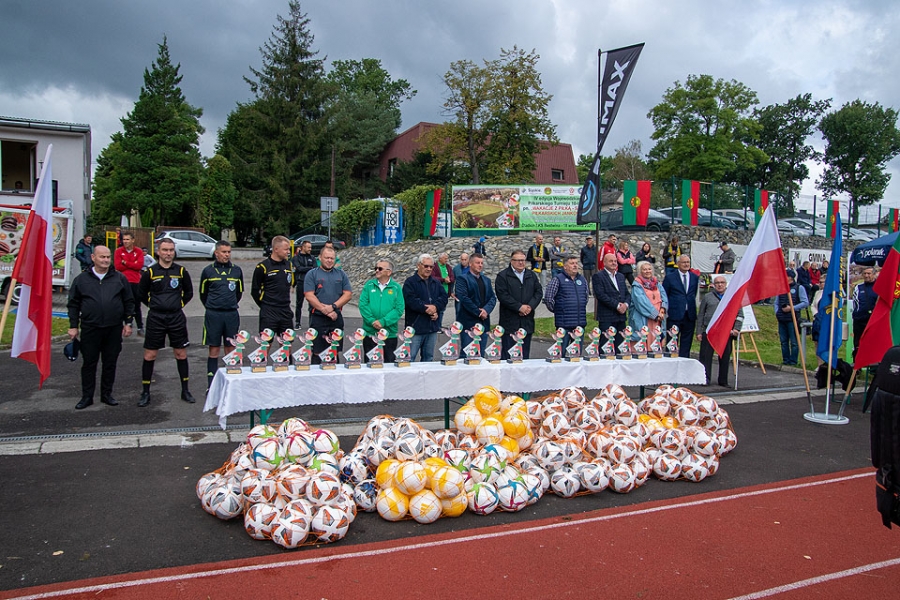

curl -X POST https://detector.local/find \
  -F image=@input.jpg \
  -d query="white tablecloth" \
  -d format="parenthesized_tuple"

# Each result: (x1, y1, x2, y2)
(203, 357, 705, 429)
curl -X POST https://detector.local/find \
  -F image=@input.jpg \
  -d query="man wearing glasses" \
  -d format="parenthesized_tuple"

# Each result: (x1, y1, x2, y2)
(495, 250, 542, 359)
(697, 275, 743, 387)
(402, 254, 448, 361)
(359, 259, 405, 362)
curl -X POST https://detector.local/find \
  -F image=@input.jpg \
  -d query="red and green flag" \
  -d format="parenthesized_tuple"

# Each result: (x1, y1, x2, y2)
(854, 233, 900, 369)
(892, 208, 899, 233)
(681, 180, 699, 226)
(423, 189, 441, 237)
(623, 180, 652, 226)
(754, 189, 768, 227)
(825, 200, 840, 238)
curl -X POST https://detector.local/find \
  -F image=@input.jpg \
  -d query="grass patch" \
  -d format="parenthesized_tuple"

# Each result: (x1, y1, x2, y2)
(0, 313, 71, 347)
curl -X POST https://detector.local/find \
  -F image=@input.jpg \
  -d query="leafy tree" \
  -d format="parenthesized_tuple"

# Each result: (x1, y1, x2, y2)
(330, 198, 384, 236)
(819, 99, 900, 225)
(647, 74, 767, 183)
(387, 150, 457, 194)
(93, 37, 204, 226)
(393, 184, 440, 241)
(196, 154, 237, 238)
(607, 139, 650, 183)
(748, 94, 831, 215)
(575, 153, 614, 186)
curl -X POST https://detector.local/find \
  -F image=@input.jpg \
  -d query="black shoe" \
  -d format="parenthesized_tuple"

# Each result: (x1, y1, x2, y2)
(181, 390, 196, 404)
(137, 392, 151, 407)
(75, 397, 93, 410)
(718, 381, 729, 387)
(100, 396, 119, 406)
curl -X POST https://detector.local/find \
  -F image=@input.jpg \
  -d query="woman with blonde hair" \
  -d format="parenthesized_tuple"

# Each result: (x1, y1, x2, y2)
(629, 260, 668, 346)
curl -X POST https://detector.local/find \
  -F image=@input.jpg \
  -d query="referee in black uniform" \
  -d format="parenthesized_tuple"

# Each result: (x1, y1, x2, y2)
(252, 235, 294, 334)
(200, 240, 244, 391)
(137, 237, 194, 407)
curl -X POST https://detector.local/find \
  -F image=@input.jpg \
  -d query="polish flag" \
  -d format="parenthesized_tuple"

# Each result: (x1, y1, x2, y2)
(11, 145, 55, 387)
(705, 205, 790, 356)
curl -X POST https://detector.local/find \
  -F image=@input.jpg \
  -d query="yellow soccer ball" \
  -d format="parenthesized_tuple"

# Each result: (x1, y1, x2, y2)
(475, 416, 505, 446)
(423, 456, 449, 481)
(430, 465, 466, 499)
(409, 489, 442, 524)
(498, 435, 520, 459)
(375, 459, 401, 489)
(473, 386, 502, 416)
(454, 403, 483, 435)
(375, 487, 409, 521)
(501, 410, 531, 438)
(440, 493, 468, 517)
(394, 461, 428, 496)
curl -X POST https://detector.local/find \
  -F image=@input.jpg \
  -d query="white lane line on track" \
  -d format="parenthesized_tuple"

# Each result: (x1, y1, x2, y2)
(6, 470, 873, 600)
(726, 557, 900, 600)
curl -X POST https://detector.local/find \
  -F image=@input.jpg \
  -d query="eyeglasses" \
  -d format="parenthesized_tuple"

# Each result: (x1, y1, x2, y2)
(713, 281, 727, 285)
(375, 266, 390, 272)
(421, 264, 434, 269)
(511, 258, 526, 262)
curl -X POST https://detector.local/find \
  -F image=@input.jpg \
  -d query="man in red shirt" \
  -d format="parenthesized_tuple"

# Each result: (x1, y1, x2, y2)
(600, 234, 617, 260)
(114, 231, 145, 334)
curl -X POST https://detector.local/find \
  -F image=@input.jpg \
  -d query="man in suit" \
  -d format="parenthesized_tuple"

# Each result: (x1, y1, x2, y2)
(592, 253, 631, 349)
(455, 253, 496, 353)
(663, 254, 699, 357)
(495, 249, 543, 359)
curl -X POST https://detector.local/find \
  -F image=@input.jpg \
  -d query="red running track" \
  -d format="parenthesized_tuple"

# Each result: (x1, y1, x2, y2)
(5, 468, 900, 600)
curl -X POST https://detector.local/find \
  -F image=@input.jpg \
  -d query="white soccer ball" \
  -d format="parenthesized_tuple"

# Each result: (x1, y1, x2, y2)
(525, 400, 544, 426)
(534, 440, 566, 472)
(365, 436, 395, 467)
(695, 396, 719, 419)
(352, 479, 379, 512)
(540, 411, 572, 439)
(205, 483, 244, 520)
(574, 461, 609, 493)
(558, 437, 586, 464)
(339, 452, 371, 485)
(434, 430, 459, 451)
(454, 404, 483, 434)
(469, 453, 502, 484)
(277, 417, 309, 438)
(674, 404, 702, 427)
(475, 417, 506, 446)
(197, 472, 223, 500)
(467, 482, 500, 515)
(607, 437, 639, 464)
(247, 424, 278, 449)
(271, 514, 311, 549)
(431, 465, 466, 499)
(646, 395, 671, 419)
(516, 472, 545, 505)
(364, 415, 394, 440)
(614, 400, 639, 427)
(281, 432, 316, 466)
(252, 437, 284, 471)
(391, 417, 421, 439)
(589, 395, 615, 422)
(394, 433, 426, 462)
(540, 395, 568, 418)
(585, 430, 614, 459)
(394, 461, 428, 495)
(652, 453, 683, 481)
(409, 489, 443, 524)
(308, 453, 341, 478)
(275, 464, 311, 500)
(692, 429, 721, 457)
(550, 467, 581, 497)
(443, 448, 471, 474)
(573, 406, 603, 434)
(306, 472, 342, 505)
(681, 453, 710, 482)
(311, 429, 341, 455)
(608, 462, 638, 493)
(244, 502, 279, 540)
(717, 429, 738, 454)
(311, 504, 350, 542)
(656, 428, 687, 457)
(375, 487, 409, 521)
(497, 480, 530, 512)
(528, 466, 551, 494)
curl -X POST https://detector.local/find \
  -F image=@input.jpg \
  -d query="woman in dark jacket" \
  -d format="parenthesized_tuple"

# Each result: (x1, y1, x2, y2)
(635, 242, 656, 265)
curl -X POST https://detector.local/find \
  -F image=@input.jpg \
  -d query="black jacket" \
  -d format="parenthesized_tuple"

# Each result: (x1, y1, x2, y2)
(251, 258, 293, 307)
(139, 263, 193, 313)
(403, 274, 448, 335)
(290, 252, 316, 281)
(200, 261, 244, 311)
(592, 269, 630, 325)
(495, 266, 543, 335)
(67, 268, 135, 329)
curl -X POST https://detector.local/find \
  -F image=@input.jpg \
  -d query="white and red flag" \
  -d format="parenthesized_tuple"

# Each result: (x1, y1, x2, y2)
(705, 205, 790, 355)
(11, 144, 55, 387)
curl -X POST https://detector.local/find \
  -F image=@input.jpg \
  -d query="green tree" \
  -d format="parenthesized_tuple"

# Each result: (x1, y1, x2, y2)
(607, 139, 650, 183)
(575, 153, 614, 185)
(749, 94, 831, 215)
(819, 99, 900, 225)
(218, 0, 331, 241)
(196, 154, 237, 238)
(647, 74, 767, 183)
(93, 37, 204, 226)
(387, 150, 457, 194)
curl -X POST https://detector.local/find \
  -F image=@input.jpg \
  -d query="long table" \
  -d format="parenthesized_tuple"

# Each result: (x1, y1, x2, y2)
(203, 357, 706, 429)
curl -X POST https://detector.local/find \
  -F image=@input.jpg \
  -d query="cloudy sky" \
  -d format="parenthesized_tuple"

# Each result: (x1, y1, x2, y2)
(3, 0, 899, 215)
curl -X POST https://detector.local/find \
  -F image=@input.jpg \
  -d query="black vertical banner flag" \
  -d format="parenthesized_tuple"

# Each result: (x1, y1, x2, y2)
(577, 43, 645, 225)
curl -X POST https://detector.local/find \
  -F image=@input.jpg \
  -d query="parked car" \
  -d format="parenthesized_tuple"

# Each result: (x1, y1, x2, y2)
(154, 230, 217, 258)
(777, 220, 815, 237)
(714, 209, 755, 229)
(263, 233, 346, 258)
(597, 208, 671, 232)
(656, 207, 738, 229)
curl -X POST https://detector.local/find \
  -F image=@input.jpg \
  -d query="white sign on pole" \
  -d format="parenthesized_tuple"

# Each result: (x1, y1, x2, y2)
(320, 197, 339, 212)
(384, 205, 400, 244)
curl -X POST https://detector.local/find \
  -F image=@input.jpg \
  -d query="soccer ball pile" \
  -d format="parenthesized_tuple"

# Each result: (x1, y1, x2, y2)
(196, 418, 356, 549)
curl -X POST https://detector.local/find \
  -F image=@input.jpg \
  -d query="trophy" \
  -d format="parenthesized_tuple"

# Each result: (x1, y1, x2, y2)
(565, 325, 583, 362)
(291, 328, 317, 370)
(583, 327, 601, 361)
(343, 328, 365, 369)
(617, 326, 633, 360)
(633, 326, 649, 359)
(318, 328, 343, 369)
(365, 328, 388, 368)
(270, 329, 294, 372)
(439, 321, 462, 365)
(463, 323, 485, 364)
(394, 326, 415, 367)
(248, 328, 275, 372)
(222, 330, 250, 374)
(601, 326, 617, 360)
(547, 327, 565, 363)
(665, 325, 680, 357)
(507, 328, 527, 363)
(484, 325, 504, 364)
(649, 325, 664, 358)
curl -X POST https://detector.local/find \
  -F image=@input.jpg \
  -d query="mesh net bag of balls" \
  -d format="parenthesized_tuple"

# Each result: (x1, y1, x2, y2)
(197, 385, 736, 548)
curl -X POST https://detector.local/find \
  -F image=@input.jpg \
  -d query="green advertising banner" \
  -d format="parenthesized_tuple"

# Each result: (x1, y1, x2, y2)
(451, 185, 594, 232)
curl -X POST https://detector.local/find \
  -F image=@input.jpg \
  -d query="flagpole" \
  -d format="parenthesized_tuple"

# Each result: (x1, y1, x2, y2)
(823, 294, 839, 415)
(733, 334, 740, 390)
(0, 277, 18, 343)
(786, 291, 814, 411)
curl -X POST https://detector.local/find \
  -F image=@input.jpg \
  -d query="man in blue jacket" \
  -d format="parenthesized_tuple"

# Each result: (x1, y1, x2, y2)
(662, 254, 699, 357)
(455, 253, 496, 353)
(403, 253, 448, 362)
(852, 267, 877, 360)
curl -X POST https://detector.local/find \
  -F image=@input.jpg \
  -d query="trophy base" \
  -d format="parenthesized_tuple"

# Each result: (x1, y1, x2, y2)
(487, 359, 502, 365)
(294, 364, 310, 371)
(635, 354, 648, 360)
(546, 358, 562, 363)
(464, 358, 481, 365)
(226, 367, 242, 375)
(585, 356, 600, 362)
(650, 353, 664, 359)
(273, 365, 288, 372)
(507, 358, 523, 364)
(663, 352, 675, 358)
(604, 355, 617, 361)
(441, 359, 458, 366)
(251, 366, 267, 373)
(345, 363, 361, 369)
(321, 364, 336, 370)
(565, 356, 581, 362)
(617, 355, 632, 360)
(368, 362, 383, 369)
(396, 361, 411, 368)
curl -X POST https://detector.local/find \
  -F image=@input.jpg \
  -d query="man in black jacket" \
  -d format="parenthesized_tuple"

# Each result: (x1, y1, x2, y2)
(592, 253, 631, 349)
(252, 235, 294, 335)
(199, 240, 244, 391)
(67, 245, 135, 410)
(495, 250, 543, 359)
(291, 240, 316, 328)
(137, 238, 194, 407)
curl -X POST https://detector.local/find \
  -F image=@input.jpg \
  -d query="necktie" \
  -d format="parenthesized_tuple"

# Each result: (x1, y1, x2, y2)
(683, 273, 689, 292)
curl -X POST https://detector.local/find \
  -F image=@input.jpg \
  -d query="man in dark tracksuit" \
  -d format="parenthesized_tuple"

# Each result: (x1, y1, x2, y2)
(67, 245, 135, 409)
(291, 240, 316, 329)
(852, 267, 877, 361)
(252, 235, 294, 335)
(200, 240, 244, 390)
(138, 237, 194, 407)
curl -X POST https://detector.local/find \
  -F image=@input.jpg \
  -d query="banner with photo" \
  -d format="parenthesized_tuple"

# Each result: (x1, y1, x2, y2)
(787, 247, 830, 270)
(451, 185, 594, 232)
(689, 240, 749, 274)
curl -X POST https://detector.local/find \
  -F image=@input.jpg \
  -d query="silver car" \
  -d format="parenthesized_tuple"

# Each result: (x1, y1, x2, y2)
(154, 230, 217, 258)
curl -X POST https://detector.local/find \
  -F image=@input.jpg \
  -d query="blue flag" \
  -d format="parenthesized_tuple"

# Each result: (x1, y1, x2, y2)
(816, 212, 843, 367)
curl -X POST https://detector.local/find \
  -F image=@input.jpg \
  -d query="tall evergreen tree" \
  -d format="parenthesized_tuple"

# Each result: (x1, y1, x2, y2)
(93, 37, 204, 226)
(196, 154, 237, 238)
